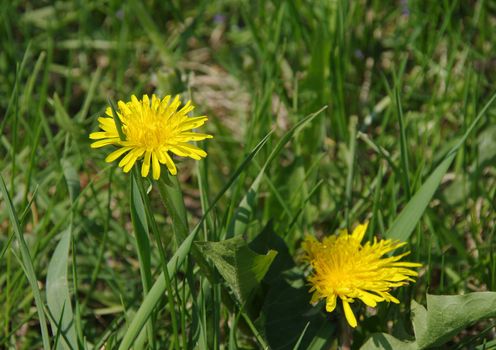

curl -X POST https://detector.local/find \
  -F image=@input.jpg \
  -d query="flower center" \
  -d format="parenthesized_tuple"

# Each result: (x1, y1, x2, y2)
(122, 107, 176, 150)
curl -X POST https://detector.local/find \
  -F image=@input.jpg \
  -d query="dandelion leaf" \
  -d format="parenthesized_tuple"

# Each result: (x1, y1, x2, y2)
(413, 292, 496, 349)
(46, 228, 78, 350)
(362, 292, 496, 349)
(196, 237, 277, 303)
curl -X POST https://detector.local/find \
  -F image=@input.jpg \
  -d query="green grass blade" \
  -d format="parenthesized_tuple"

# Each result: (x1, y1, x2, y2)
(130, 174, 153, 291)
(118, 224, 198, 350)
(386, 91, 496, 241)
(133, 170, 181, 349)
(129, 173, 155, 345)
(156, 172, 189, 245)
(0, 176, 51, 350)
(345, 116, 357, 229)
(395, 87, 411, 199)
(227, 106, 327, 237)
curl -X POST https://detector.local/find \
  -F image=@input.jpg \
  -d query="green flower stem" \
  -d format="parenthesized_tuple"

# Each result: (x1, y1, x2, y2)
(129, 171, 155, 347)
(156, 173, 214, 282)
(118, 223, 200, 350)
(132, 174, 181, 350)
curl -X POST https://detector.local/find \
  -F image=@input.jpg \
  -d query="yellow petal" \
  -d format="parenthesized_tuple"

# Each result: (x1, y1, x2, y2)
(325, 294, 337, 312)
(142, 94, 150, 107)
(310, 292, 320, 304)
(118, 100, 131, 115)
(151, 152, 161, 180)
(131, 94, 140, 105)
(119, 148, 144, 169)
(358, 291, 383, 307)
(141, 150, 151, 177)
(159, 95, 171, 114)
(162, 152, 177, 175)
(105, 146, 133, 163)
(151, 94, 160, 111)
(352, 222, 368, 242)
(89, 132, 108, 140)
(178, 116, 208, 131)
(90, 138, 120, 148)
(177, 100, 194, 115)
(342, 300, 357, 328)
(164, 95, 181, 119)
(176, 132, 213, 141)
(170, 144, 207, 160)
(122, 149, 144, 173)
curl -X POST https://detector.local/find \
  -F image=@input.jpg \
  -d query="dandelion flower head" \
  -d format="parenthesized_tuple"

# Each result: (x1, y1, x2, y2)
(302, 222, 421, 328)
(90, 94, 212, 179)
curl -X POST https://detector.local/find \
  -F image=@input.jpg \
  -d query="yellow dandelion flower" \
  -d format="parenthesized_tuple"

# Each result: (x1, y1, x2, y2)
(302, 222, 421, 328)
(89, 94, 213, 179)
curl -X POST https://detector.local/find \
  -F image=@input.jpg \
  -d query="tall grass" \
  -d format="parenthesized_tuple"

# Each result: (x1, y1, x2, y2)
(1, 1, 495, 349)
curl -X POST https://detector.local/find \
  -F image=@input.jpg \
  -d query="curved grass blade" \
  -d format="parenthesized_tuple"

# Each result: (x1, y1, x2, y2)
(0, 175, 51, 350)
(118, 223, 198, 350)
(227, 106, 327, 237)
(129, 173, 155, 345)
(156, 172, 188, 244)
(386, 91, 496, 241)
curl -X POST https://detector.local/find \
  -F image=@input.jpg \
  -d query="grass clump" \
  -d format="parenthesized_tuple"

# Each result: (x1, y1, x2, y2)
(1, 1, 495, 349)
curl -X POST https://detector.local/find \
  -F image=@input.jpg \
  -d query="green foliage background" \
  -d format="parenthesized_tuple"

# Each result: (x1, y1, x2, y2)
(1, 0, 495, 349)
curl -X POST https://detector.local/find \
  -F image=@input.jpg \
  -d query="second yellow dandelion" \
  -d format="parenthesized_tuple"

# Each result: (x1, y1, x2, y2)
(302, 222, 421, 328)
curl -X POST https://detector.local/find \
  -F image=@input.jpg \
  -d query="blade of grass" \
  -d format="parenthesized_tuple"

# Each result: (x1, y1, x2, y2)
(226, 106, 327, 238)
(345, 116, 357, 229)
(156, 173, 188, 245)
(133, 173, 181, 350)
(130, 172, 155, 346)
(118, 222, 198, 350)
(386, 91, 496, 241)
(0, 176, 51, 350)
(77, 66, 102, 122)
(394, 87, 411, 199)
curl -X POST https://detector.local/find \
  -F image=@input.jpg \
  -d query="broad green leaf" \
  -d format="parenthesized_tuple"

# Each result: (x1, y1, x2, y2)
(413, 293, 496, 349)
(386, 92, 496, 241)
(361, 292, 496, 350)
(475, 339, 496, 350)
(249, 222, 294, 284)
(304, 322, 336, 350)
(196, 237, 277, 303)
(260, 275, 334, 350)
(46, 228, 78, 350)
